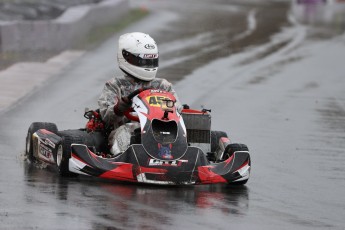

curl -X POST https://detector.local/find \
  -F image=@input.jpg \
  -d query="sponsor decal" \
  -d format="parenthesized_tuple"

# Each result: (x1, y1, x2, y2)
(39, 143, 53, 159)
(148, 158, 188, 167)
(44, 138, 56, 148)
(146, 96, 170, 107)
(150, 89, 164, 93)
(144, 44, 155, 49)
(143, 54, 158, 59)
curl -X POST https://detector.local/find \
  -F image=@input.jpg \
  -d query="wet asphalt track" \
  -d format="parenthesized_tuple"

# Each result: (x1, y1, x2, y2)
(1, 0, 345, 229)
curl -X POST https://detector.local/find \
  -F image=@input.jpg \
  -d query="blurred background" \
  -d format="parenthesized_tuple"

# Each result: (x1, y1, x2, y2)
(1, 0, 344, 71)
(0, 0, 345, 229)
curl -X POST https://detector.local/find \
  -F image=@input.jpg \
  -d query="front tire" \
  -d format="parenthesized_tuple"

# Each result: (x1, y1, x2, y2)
(221, 143, 249, 161)
(25, 122, 58, 162)
(231, 179, 248, 185)
(224, 143, 250, 185)
(56, 130, 89, 177)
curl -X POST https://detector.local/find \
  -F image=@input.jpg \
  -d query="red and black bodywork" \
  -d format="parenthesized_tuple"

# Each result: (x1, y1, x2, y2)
(69, 144, 250, 185)
(27, 89, 251, 185)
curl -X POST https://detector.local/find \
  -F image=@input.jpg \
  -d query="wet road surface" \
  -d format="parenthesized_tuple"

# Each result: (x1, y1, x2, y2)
(1, 0, 345, 229)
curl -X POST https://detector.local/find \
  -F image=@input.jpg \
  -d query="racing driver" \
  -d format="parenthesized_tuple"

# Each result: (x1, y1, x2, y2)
(98, 32, 181, 155)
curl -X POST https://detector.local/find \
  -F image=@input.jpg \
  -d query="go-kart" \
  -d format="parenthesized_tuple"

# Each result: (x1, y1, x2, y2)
(25, 89, 251, 185)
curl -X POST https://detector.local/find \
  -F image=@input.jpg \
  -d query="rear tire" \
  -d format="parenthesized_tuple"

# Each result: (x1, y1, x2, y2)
(56, 130, 88, 177)
(25, 122, 58, 162)
(211, 131, 228, 152)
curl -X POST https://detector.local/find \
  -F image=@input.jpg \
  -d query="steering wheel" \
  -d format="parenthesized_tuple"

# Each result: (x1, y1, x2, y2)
(123, 87, 151, 122)
(124, 109, 139, 122)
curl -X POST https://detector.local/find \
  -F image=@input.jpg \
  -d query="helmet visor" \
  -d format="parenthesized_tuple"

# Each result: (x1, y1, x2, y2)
(122, 50, 159, 68)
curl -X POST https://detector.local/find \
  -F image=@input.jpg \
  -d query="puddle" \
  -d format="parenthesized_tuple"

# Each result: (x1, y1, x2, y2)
(152, 1, 291, 82)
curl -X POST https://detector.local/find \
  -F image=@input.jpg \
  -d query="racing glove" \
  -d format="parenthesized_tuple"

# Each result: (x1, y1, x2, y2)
(114, 97, 131, 116)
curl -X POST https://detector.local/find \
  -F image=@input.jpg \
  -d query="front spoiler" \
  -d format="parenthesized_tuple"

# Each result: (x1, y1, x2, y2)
(69, 144, 250, 185)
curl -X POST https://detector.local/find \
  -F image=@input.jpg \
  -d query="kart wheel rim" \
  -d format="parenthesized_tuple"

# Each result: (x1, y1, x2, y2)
(56, 145, 63, 167)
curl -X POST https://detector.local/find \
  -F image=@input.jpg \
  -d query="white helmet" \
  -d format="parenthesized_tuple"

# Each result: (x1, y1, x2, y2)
(117, 32, 159, 81)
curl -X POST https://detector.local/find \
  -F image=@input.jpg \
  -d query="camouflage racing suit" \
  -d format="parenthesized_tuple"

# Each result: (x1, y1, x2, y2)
(98, 75, 181, 155)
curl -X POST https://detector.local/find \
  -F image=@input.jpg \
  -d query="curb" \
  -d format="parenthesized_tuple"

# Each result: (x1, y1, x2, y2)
(0, 0, 129, 52)
(0, 50, 85, 113)
(0, 0, 130, 114)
